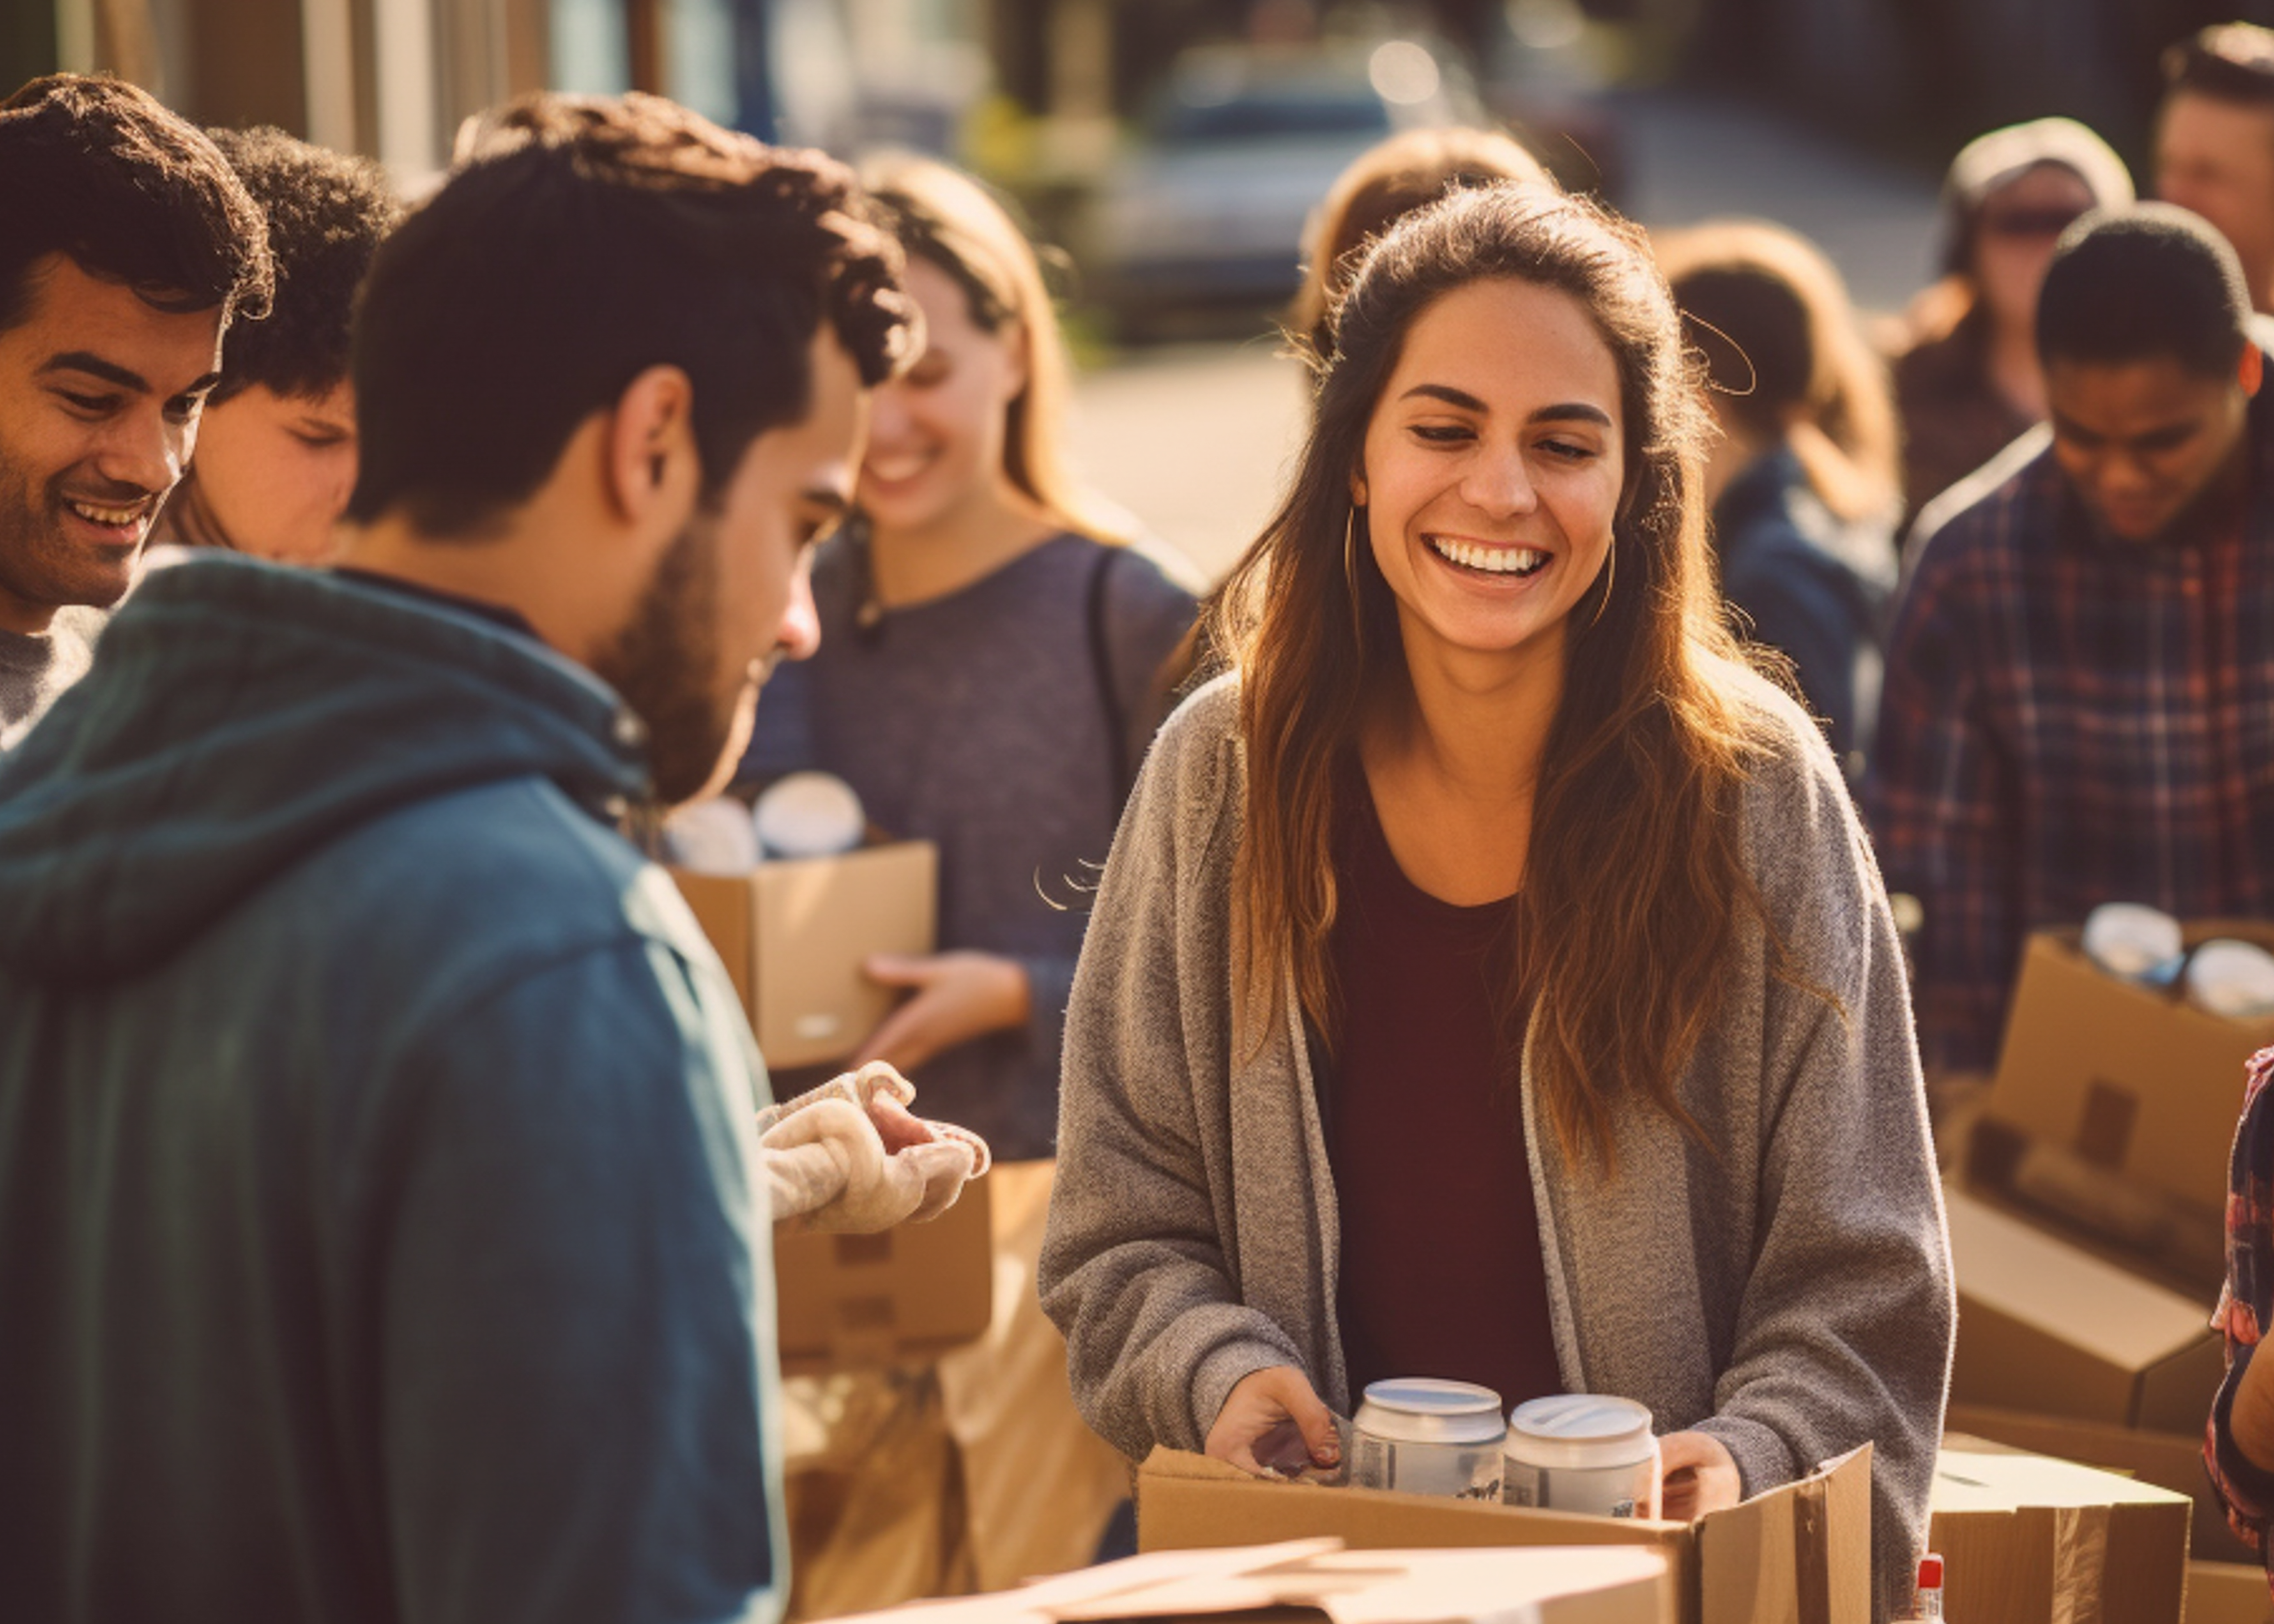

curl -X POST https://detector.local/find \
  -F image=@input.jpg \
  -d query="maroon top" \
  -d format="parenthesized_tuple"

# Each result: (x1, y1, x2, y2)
(1324, 770, 1563, 1414)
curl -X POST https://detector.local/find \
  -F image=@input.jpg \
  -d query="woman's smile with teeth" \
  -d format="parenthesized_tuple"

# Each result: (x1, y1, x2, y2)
(865, 452, 932, 483)
(1427, 535, 1547, 576)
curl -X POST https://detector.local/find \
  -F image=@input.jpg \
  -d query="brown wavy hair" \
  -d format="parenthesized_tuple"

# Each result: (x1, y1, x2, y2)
(1218, 182, 1799, 1169)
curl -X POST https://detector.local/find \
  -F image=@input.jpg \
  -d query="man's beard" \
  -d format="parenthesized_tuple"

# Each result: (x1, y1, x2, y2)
(590, 510, 749, 808)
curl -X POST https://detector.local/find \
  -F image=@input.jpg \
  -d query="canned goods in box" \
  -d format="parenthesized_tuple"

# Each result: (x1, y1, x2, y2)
(1502, 1394, 1660, 1519)
(1350, 1378, 1505, 1500)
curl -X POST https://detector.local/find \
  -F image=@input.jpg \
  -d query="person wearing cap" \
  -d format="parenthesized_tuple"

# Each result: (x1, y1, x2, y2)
(2159, 23, 2274, 317)
(1888, 117, 2134, 530)
(1867, 205, 2274, 1093)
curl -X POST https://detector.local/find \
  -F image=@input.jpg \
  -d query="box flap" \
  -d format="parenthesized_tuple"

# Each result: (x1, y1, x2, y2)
(1945, 1188, 2217, 1369)
(1932, 1441, 2193, 1513)
(1694, 1445, 1870, 1624)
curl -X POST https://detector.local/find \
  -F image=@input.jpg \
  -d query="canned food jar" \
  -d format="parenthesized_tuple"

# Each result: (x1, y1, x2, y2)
(1350, 1378, 1505, 1500)
(1502, 1394, 1661, 1519)
(2080, 903, 2184, 984)
(2185, 938, 2274, 1020)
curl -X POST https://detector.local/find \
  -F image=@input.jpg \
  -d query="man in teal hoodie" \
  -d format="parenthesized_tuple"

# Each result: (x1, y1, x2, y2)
(0, 92, 920, 1623)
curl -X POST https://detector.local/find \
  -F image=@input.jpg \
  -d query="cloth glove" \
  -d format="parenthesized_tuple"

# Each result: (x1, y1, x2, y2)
(757, 1061, 990, 1233)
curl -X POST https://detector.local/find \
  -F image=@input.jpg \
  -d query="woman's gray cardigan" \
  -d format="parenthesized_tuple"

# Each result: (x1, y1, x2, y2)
(1038, 673, 1954, 1622)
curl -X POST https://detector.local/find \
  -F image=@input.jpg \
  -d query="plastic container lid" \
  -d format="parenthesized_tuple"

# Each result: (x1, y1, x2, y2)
(2080, 902, 2184, 981)
(753, 771, 866, 860)
(1916, 1553, 1944, 1590)
(662, 796, 762, 875)
(1504, 1394, 1657, 1468)
(2186, 938, 2274, 1019)
(1355, 1379, 1506, 1446)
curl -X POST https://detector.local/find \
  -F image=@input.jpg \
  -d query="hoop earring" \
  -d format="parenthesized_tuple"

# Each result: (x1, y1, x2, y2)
(1345, 504, 1367, 646)
(1588, 535, 1616, 629)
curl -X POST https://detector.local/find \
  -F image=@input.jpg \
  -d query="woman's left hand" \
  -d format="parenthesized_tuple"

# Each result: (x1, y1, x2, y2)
(1657, 1431, 1742, 1520)
(854, 951, 1031, 1074)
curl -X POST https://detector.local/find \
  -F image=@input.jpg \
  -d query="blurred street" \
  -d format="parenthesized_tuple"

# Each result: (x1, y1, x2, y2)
(1071, 86, 1945, 584)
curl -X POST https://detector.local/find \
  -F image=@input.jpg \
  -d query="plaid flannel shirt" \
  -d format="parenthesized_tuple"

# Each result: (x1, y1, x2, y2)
(2210, 1044, 2274, 1580)
(1864, 392, 2274, 1078)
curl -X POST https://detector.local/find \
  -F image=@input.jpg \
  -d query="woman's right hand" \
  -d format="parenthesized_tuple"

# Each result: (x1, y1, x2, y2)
(1204, 1365, 1342, 1476)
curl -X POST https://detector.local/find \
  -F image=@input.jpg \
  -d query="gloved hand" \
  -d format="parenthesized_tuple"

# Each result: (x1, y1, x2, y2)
(757, 1062, 990, 1233)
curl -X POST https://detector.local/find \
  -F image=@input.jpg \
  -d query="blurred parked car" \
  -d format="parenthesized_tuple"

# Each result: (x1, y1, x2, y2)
(1086, 41, 1485, 339)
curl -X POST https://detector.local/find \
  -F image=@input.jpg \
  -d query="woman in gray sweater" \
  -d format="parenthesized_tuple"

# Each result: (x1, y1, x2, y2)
(1038, 184, 1952, 1620)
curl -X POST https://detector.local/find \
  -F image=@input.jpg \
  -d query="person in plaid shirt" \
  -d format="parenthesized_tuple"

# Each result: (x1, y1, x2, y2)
(1867, 205, 2274, 1080)
(2211, 1044, 2274, 1577)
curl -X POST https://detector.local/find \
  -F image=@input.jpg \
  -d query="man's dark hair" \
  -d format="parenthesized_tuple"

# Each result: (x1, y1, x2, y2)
(2164, 23, 2274, 109)
(207, 126, 398, 405)
(347, 92, 916, 537)
(0, 73, 272, 333)
(2036, 204, 2253, 377)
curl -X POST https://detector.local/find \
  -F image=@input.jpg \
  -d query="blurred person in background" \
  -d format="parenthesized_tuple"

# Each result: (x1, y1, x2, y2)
(744, 154, 1197, 1161)
(1889, 118, 2133, 528)
(153, 126, 398, 564)
(1661, 220, 1900, 776)
(2160, 23, 2274, 317)
(1042, 183, 1950, 1623)
(2206, 1043, 2274, 1589)
(0, 74, 270, 749)
(0, 91, 934, 1624)
(1869, 207, 2274, 1096)
(1289, 125, 1549, 361)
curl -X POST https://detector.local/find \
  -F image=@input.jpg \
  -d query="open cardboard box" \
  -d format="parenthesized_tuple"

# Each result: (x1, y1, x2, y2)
(774, 1170, 992, 1375)
(1933, 1433, 2193, 1623)
(1944, 1183, 2225, 1433)
(1134, 1446, 1868, 1624)
(1945, 1404, 2255, 1565)
(822, 1537, 1674, 1624)
(1983, 921, 2274, 1226)
(672, 839, 936, 1070)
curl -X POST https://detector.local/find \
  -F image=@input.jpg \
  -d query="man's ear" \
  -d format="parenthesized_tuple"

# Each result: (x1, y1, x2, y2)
(2242, 344, 2265, 399)
(605, 365, 699, 527)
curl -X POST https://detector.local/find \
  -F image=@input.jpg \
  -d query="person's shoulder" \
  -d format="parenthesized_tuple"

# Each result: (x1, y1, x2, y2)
(1719, 660, 1853, 832)
(1145, 670, 1245, 797)
(307, 776, 697, 989)
(1904, 424, 2058, 569)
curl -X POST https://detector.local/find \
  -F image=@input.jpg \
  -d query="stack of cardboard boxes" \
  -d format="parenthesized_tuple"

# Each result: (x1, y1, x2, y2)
(1944, 920, 2274, 1620)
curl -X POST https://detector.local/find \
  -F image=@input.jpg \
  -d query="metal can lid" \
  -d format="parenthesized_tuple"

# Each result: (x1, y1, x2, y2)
(1356, 1378, 1506, 1446)
(1508, 1393, 1654, 1443)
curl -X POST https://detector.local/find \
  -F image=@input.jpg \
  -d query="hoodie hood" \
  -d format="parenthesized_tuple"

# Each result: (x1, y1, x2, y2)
(0, 551, 652, 984)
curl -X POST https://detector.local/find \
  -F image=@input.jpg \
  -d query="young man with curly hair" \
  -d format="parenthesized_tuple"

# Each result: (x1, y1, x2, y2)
(0, 73, 271, 745)
(154, 125, 400, 564)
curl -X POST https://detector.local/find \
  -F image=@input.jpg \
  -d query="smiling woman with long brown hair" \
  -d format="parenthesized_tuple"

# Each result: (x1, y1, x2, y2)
(1040, 182, 1952, 1622)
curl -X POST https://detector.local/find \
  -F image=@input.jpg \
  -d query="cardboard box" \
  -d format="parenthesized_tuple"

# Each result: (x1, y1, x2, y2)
(1945, 1404, 2256, 1565)
(1134, 1446, 1868, 1624)
(1944, 1184, 2225, 1433)
(1931, 1433, 2193, 1623)
(673, 840, 937, 1069)
(1986, 922, 2274, 1223)
(2187, 1562, 2272, 1624)
(823, 1537, 1675, 1624)
(774, 1170, 992, 1374)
